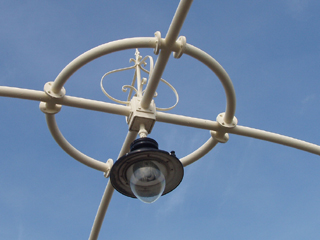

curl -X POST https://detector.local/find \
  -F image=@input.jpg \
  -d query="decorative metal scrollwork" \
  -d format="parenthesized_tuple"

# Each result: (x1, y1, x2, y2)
(100, 49, 179, 111)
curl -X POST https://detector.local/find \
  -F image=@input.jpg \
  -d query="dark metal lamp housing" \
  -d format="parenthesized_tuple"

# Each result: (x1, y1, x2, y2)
(110, 137, 184, 203)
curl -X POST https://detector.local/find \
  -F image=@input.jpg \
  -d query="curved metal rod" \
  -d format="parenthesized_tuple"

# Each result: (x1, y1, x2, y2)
(45, 114, 110, 172)
(228, 125, 320, 155)
(51, 37, 157, 94)
(183, 44, 236, 124)
(100, 65, 137, 105)
(180, 135, 219, 167)
(89, 130, 138, 240)
(48, 37, 236, 168)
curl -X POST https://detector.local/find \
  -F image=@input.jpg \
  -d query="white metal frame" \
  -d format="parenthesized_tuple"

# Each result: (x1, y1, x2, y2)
(0, 0, 319, 239)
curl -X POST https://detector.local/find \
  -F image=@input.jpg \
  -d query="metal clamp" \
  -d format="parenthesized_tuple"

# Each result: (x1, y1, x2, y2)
(173, 36, 187, 59)
(39, 82, 66, 114)
(216, 112, 238, 128)
(210, 130, 229, 143)
(39, 102, 62, 114)
(154, 31, 162, 55)
(104, 158, 114, 178)
(44, 81, 66, 99)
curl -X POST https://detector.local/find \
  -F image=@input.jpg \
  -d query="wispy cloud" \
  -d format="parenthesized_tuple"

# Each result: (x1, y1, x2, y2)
(156, 183, 187, 217)
(18, 223, 25, 240)
(302, 94, 316, 104)
(297, 94, 317, 115)
(285, 0, 311, 19)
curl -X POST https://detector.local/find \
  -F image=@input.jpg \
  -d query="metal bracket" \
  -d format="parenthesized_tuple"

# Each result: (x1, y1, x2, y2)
(39, 102, 62, 114)
(127, 96, 156, 133)
(210, 130, 229, 143)
(216, 112, 238, 128)
(44, 81, 66, 99)
(39, 82, 66, 114)
(154, 31, 162, 55)
(104, 158, 114, 178)
(173, 36, 187, 59)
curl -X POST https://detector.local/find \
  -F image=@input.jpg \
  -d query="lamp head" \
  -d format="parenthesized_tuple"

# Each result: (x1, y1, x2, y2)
(110, 137, 184, 203)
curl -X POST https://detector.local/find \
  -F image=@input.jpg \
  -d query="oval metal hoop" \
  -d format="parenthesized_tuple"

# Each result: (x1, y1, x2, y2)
(46, 36, 236, 171)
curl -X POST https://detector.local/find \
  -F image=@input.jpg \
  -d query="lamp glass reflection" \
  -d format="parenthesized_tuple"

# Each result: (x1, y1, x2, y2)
(129, 161, 165, 203)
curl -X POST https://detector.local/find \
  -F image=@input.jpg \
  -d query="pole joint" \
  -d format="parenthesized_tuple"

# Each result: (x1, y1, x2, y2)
(216, 112, 238, 128)
(173, 36, 187, 59)
(127, 96, 156, 133)
(210, 130, 229, 143)
(39, 82, 66, 114)
(103, 159, 114, 178)
(154, 31, 162, 55)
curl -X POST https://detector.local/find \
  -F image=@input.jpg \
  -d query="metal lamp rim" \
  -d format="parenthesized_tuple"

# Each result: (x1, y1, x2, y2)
(110, 143, 184, 199)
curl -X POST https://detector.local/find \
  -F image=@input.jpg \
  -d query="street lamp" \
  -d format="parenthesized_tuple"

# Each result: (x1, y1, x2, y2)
(0, 0, 320, 240)
(110, 137, 184, 203)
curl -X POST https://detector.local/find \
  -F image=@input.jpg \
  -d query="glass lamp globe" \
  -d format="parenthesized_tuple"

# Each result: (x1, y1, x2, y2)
(110, 137, 184, 204)
(128, 161, 166, 203)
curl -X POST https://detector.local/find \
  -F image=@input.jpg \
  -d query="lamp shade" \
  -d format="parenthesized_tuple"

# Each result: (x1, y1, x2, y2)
(110, 137, 184, 203)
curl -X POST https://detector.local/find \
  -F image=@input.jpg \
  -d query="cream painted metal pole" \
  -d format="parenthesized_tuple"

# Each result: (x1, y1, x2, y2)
(156, 111, 320, 158)
(0, 86, 49, 101)
(228, 125, 320, 156)
(156, 111, 221, 130)
(57, 96, 130, 116)
(89, 130, 138, 240)
(89, 180, 114, 240)
(2, 85, 318, 162)
(0, 86, 131, 116)
(140, 0, 193, 109)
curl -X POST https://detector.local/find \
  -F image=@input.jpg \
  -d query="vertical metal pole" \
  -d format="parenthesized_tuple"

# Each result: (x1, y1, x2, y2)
(88, 180, 114, 240)
(89, 130, 138, 240)
(140, 0, 193, 109)
(135, 49, 143, 97)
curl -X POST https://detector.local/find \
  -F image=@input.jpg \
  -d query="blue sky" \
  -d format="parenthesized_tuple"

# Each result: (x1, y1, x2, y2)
(1, 0, 320, 239)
